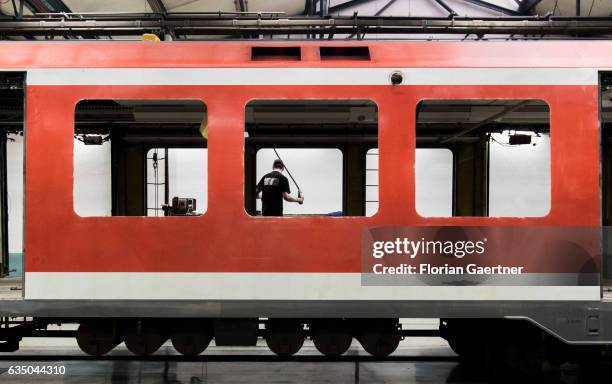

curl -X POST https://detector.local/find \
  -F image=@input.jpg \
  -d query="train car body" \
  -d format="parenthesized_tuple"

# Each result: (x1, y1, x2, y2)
(0, 41, 611, 356)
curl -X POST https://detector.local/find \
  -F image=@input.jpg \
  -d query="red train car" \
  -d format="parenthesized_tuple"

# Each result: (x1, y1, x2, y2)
(0, 41, 610, 360)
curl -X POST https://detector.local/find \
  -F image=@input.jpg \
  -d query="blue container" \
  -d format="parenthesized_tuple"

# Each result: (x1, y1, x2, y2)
(8, 253, 23, 277)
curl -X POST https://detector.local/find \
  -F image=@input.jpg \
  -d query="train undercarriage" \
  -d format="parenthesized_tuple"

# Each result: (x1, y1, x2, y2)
(0, 316, 609, 370)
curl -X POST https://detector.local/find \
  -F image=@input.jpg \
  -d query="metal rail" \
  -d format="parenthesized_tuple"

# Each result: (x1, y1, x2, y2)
(1, 15, 612, 38)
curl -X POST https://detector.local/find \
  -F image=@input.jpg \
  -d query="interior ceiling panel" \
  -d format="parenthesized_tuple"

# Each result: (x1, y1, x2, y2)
(0, 3, 15, 16)
(59, 0, 305, 14)
(164, 0, 235, 13)
(0, 2, 34, 16)
(164, 0, 305, 14)
(62, 0, 149, 13)
(329, 0, 518, 17)
(245, 0, 306, 15)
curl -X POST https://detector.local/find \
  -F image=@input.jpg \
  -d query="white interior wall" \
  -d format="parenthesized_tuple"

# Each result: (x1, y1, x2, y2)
(365, 149, 379, 217)
(7, 135, 23, 253)
(415, 148, 454, 217)
(74, 140, 112, 217)
(489, 132, 551, 217)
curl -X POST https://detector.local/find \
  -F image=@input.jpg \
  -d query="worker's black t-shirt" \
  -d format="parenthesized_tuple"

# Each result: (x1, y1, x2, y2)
(257, 171, 290, 216)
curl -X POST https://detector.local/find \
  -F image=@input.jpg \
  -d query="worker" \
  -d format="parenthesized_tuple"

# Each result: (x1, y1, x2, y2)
(256, 159, 304, 216)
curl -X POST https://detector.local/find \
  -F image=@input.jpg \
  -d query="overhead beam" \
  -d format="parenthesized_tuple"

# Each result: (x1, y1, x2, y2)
(2, 15, 612, 38)
(440, 101, 531, 144)
(147, 0, 167, 15)
(461, 0, 521, 16)
(23, 0, 49, 13)
(433, 0, 458, 17)
(518, 0, 543, 15)
(375, 0, 397, 16)
(23, 0, 72, 39)
(148, 0, 175, 39)
(44, 0, 71, 12)
(26, 0, 71, 13)
(347, 0, 397, 37)
(329, 0, 374, 13)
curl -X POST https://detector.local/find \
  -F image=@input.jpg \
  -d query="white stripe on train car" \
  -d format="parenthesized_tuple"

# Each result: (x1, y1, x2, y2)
(24, 272, 599, 301)
(24, 68, 598, 86)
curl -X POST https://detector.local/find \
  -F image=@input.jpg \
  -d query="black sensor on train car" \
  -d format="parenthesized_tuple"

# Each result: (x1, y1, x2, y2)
(508, 134, 533, 146)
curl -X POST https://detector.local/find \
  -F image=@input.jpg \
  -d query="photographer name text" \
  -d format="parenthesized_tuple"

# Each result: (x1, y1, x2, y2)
(371, 237, 525, 275)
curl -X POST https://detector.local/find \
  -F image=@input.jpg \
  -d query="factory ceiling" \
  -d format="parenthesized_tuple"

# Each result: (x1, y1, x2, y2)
(0, 0, 611, 40)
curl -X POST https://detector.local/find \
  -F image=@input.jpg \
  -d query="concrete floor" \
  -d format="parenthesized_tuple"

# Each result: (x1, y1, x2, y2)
(0, 334, 461, 383)
(0, 277, 22, 300)
(604, 285, 612, 301)
(0, 342, 609, 383)
(0, 359, 465, 384)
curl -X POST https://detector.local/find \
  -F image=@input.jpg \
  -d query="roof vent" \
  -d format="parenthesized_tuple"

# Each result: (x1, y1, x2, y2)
(320, 46, 370, 61)
(251, 46, 301, 61)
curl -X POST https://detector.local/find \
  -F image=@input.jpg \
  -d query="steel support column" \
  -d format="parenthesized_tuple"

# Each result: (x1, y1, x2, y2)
(0, 131, 7, 277)
(320, 0, 329, 17)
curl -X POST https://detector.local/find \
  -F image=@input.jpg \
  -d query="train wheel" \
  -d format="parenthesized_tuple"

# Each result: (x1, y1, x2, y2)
(439, 319, 490, 363)
(446, 332, 488, 362)
(357, 319, 401, 358)
(76, 320, 122, 356)
(265, 319, 304, 357)
(311, 320, 352, 357)
(124, 320, 169, 356)
(171, 320, 213, 356)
